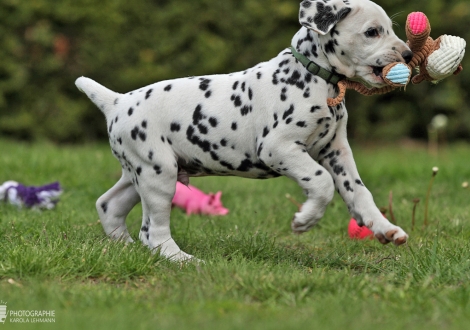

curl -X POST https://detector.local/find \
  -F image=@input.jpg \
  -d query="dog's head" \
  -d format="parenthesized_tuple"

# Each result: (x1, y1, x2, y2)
(299, 0, 412, 88)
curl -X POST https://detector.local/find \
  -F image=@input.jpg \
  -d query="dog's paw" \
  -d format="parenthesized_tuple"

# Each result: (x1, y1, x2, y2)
(168, 251, 200, 263)
(291, 215, 317, 234)
(373, 225, 408, 246)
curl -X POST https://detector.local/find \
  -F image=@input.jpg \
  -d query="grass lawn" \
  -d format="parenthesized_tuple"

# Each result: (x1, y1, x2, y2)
(0, 138, 469, 329)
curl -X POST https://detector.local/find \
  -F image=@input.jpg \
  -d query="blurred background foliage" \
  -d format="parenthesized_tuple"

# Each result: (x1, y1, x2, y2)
(0, 0, 468, 143)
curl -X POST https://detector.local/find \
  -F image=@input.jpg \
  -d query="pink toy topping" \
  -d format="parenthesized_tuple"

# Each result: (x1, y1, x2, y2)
(408, 12, 428, 35)
(172, 182, 229, 216)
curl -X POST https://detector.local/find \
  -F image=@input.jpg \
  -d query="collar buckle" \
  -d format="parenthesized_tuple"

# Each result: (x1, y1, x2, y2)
(306, 61, 320, 75)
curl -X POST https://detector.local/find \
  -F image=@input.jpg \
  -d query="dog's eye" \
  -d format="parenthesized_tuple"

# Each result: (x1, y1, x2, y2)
(365, 28, 379, 37)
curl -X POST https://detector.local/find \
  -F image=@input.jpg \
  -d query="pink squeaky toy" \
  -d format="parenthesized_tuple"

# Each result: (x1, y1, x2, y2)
(172, 182, 229, 216)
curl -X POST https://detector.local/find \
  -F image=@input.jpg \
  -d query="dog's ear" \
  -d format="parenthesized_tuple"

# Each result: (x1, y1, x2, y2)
(299, 0, 352, 35)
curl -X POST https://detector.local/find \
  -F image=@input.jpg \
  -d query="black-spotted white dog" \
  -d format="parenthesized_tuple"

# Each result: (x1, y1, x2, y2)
(76, 0, 411, 261)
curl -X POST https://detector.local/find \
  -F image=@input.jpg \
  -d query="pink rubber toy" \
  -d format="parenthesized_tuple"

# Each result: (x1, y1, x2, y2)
(172, 182, 229, 216)
(348, 219, 374, 240)
(407, 12, 428, 34)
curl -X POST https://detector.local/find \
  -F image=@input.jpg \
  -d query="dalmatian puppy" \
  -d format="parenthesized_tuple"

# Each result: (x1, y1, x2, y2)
(76, 0, 411, 261)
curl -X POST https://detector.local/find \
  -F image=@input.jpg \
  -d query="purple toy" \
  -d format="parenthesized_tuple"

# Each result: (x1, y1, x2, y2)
(0, 181, 62, 210)
(172, 182, 229, 216)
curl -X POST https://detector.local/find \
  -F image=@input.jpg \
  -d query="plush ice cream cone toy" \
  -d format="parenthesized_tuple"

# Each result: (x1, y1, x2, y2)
(406, 12, 465, 84)
(327, 12, 466, 106)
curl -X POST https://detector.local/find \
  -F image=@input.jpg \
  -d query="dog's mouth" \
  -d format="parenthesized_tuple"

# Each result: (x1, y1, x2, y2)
(372, 66, 384, 79)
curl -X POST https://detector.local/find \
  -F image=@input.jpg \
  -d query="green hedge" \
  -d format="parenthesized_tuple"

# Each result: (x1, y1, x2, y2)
(0, 0, 469, 142)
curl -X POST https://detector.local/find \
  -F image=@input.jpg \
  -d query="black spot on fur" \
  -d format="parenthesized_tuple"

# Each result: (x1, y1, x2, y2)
(199, 78, 211, 91)
(303, 88, 310, 98)
(210, 151, 219, 161)
(310, 105, 321, 112)
(280, 87, 287, 101)
(283, 104, 295, 120)
(153, 165, 162, 175)
(141, 120, 147, 129)
(262, 126, 270, 137)
(286, 70, 304, 90)
(220, 161, 235, 170)
(186, 126, 211, 152)
(279, 59, 290, 67)
(296, 121, 307, 128)
(205, 90, 212, 98)
(136, 167, 142, 175)
(237, 159, 253, 172)
(164, 84, 172, 91)
(198, 124, 208, 135)
(209, 117, 218, 127)
(232, 95, 242, 107)
(231, 122, 237, 130)
(240, 105, 252, 116)
(193, 104, 204, 124)
(302, 177, 311, 182)
(101, 202, 107, 213)
(148, 151, 153, 160)
(344, 180, 354, 192)
(257, 72, 262, 79)
(257, 143, 264, 157)
(220, 139, 227, 146)
(301, 0, 312, 8)
(272, 69, 280, 85)
(145, 88, 153, 99)
(131, 126, 139, 140)
(170, 122, 181, 132)
(128, 107, 134, 116)
(325, 39, 337, 54)
(316, 170, 323, 176)
(232, 81, 239, 90)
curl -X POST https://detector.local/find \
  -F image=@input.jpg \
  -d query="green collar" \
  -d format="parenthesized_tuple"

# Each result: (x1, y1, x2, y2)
(290, 46, 344, 85)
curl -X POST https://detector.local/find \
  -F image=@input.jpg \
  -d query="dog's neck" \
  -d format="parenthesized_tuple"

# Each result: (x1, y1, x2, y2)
(291, 27, 334, 73)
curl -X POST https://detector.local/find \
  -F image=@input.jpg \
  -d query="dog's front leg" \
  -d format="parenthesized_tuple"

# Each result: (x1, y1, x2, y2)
(260, 139, 335, 232)
(318, 115, 408, 245)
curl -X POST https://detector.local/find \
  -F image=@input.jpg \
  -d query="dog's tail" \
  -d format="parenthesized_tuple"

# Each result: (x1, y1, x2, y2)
(75, 77, 120, 117)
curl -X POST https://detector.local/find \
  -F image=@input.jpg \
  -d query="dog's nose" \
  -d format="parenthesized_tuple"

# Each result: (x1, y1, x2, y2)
(401, 50, 413, 64)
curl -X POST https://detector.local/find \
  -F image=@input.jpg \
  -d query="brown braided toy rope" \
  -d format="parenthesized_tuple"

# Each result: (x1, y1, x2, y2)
(327, 80, 398, 107)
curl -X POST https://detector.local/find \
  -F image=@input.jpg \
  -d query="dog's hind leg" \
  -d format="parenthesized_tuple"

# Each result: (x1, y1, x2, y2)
(135, 155, 195, 262)
(96, 172, 140, 243)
